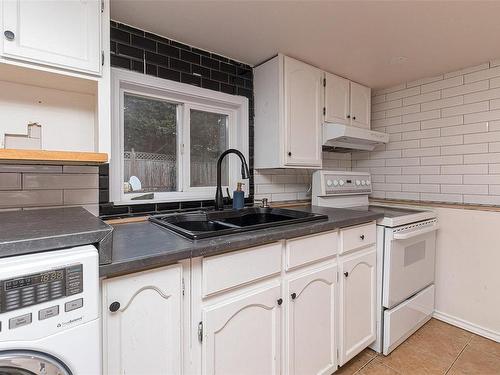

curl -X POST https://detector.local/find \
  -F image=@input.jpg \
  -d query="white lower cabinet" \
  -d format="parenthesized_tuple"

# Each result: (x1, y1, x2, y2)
(201, 283, 282, 375)
(339, 246, 377, 365)
(102, 264, 183, 375)
(286, 263, 337, 375)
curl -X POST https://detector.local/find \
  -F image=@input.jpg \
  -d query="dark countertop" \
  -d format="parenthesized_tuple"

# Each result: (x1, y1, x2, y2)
(0, 207, 113, 263)
(100, 205, 383, 278)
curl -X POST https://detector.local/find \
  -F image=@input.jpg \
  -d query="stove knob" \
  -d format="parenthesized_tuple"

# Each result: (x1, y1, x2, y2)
(339, 179, 345, 186)
(333, 180, 339, 186)
(326, 179, 333, 186)
(355, 180, 361, 186)
(366, 180, 371, 186)
(361, 180, 366, 186)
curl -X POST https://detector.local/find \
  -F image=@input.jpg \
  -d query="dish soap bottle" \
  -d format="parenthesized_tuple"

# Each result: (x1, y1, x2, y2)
(232, 182, 245, 209)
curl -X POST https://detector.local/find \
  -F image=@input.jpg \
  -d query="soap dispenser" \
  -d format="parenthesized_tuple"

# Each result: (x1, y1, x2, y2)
(232, 182, 245, 209)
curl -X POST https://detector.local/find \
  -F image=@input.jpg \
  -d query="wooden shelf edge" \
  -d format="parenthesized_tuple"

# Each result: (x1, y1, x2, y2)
(0, 149, 108, 164)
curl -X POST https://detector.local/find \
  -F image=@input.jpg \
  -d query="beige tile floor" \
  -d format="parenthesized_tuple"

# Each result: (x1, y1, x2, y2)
(336, 318, 500, 375)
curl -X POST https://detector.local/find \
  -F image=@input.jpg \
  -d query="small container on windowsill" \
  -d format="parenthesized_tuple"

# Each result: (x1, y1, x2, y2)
(232, 182, 245, 209)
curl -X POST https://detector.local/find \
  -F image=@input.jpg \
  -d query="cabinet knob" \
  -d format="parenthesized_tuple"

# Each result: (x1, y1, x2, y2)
(353, 116, 356, 120)
(344, 272, 349, 277)
(288, 152, 292, 157)
(4, 30, 15, 41)
(291, 292, 297, 300)
(346, 115, 351, 119)
(277, 298, 283, 306)
(109, 301, 121, 312)
(360, 234, 365, 240)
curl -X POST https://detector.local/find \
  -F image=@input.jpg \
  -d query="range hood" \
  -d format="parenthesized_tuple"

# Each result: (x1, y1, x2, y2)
(322, 123, 389, 151)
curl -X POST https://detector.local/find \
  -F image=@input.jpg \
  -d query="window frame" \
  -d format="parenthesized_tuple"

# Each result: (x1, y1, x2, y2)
(110, 68, 249, 205)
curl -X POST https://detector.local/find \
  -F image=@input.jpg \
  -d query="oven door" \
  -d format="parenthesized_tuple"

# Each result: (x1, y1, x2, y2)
(382, 219, 438, 309)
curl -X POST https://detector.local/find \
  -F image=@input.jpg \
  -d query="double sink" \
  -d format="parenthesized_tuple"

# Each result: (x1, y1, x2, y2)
(149, 207, 327, 239)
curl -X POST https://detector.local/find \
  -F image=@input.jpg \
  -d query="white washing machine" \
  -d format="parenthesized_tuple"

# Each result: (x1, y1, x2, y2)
(0, 245, 100, 375)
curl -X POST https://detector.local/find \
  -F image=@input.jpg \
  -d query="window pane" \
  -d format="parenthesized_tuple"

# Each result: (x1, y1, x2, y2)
(123, 93, 177, 194)
(190, 109, 228, 187)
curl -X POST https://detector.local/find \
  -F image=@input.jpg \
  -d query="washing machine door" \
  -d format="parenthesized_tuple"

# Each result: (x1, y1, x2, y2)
(0, 351, 71, 375)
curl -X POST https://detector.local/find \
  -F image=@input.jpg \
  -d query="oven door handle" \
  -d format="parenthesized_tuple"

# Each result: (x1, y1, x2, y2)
(393, 224, 439, 240)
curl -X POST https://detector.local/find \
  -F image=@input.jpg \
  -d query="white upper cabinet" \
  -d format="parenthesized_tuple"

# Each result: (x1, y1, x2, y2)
(338, 247, 376, 365)
(286, 264, 337, 375)
(324, 73, 350, 125)
(324, 73, 371, 129)
(102, 265, 183, 375)
(284, 56, 323, 167)
(1, 0, 102, 75)
(349, 82, 371, 129)
(202, 283, 282, 375)
(254, 54, 323, 169)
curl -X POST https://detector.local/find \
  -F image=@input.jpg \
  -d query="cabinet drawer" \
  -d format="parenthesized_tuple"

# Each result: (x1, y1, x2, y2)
(202, 242, 282, 297)
(285, 231, 338, 270)
(340, 222, 376, 254)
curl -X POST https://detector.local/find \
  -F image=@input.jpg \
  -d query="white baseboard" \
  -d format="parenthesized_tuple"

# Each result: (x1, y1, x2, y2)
(433, 310, 500, 343)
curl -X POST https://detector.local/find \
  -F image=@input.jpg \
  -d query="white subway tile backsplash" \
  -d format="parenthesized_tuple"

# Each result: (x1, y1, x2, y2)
(373, 83, 406, 96)
(420, 175, 463, 184)
(372, 95, 386, 104)
(402, 129, 440, 140)
(489, 164, 500, 174)
(463, 174, 500, 184)
(402, 166, 440, 175)
(464, 153, 500, 164)
(440, 122, 489, 136)
(442, 80, 489, 98)
(420, 135, 463, 147)
(464, 109, 500, 124)
(402, 147, 440, 157)
(421, 116, 463, 130)
(421, 76, 463, 93)
(386, 158, 420, 167)
(386, 139, 420, 150)
(490, 76, 500, 89)
(464, 131, 500, 144)
(402, 109, 440, 123)
(464, 65, 500, 83)
(372, 183, 401, 192)
(420, 155, 463, 165)
(372, 116, 402, 128)
(386, 175, 419, 183)
(372, 99, 402, 112)
(386, 191, 420, 200)
(402, 91, 440, 106)
(488, 185, 500, 194)
(386, 86, 421, 101)
(463, 194, 500, 205)
(463, 87, 500, 104)
(441, 143, 488, 155)
(441, 164, 488, 175)
(402, 184, 439, 193)
(441, 101, 489, 117)
(420, 96, 463, 111)
(386, 121, 421, 134)
(440, 184, 488, 194)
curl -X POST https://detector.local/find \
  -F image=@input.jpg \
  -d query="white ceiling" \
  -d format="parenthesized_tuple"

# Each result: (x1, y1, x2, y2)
(110, 1, 500, 89)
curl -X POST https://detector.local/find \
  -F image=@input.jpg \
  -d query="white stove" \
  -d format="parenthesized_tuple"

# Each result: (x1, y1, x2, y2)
(312, 170, 438, 355)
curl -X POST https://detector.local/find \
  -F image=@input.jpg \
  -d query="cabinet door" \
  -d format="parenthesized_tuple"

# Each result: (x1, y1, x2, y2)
(283, 56, 323, 167)
(286, 264, 337, 375)
(202, 284, 282, 375)
(324, 72, 350, 125)
(103, 265, 183, 375)
(339, 247, 376, 365)
(1, 0, 101, 74)
(349, 82, 371, 129)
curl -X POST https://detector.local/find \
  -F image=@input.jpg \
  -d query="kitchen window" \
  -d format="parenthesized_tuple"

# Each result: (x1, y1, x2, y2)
(110, 68, 249, 204)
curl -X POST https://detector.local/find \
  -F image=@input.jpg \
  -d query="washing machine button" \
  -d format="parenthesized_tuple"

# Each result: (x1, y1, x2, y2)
(39, 305, 59, 320)
(65, 298, 83, 312)
(9, 313, 32, 329)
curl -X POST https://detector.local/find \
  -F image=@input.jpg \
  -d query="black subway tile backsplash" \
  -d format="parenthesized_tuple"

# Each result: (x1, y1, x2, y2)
(107, 21, 255, 218)
(116, 43, 144, 60)
(158, 43, 180, 58)
(131, 34, 157, 52)
(170, 58, 191, 73)
(158, 66, 181, 81)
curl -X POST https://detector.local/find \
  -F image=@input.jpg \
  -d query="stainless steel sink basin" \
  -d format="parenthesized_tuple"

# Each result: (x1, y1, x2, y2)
(149, 207, 327, 239)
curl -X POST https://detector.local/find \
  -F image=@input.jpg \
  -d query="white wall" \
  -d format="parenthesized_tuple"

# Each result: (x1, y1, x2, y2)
(354, 59, 500, 205)
(254, 151, 351, 202)
(0, 80, 96, 151)
(433, 206, 500, 340)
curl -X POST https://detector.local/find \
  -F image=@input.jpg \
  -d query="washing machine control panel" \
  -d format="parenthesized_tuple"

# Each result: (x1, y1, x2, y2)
(0, 264, 83, 313)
